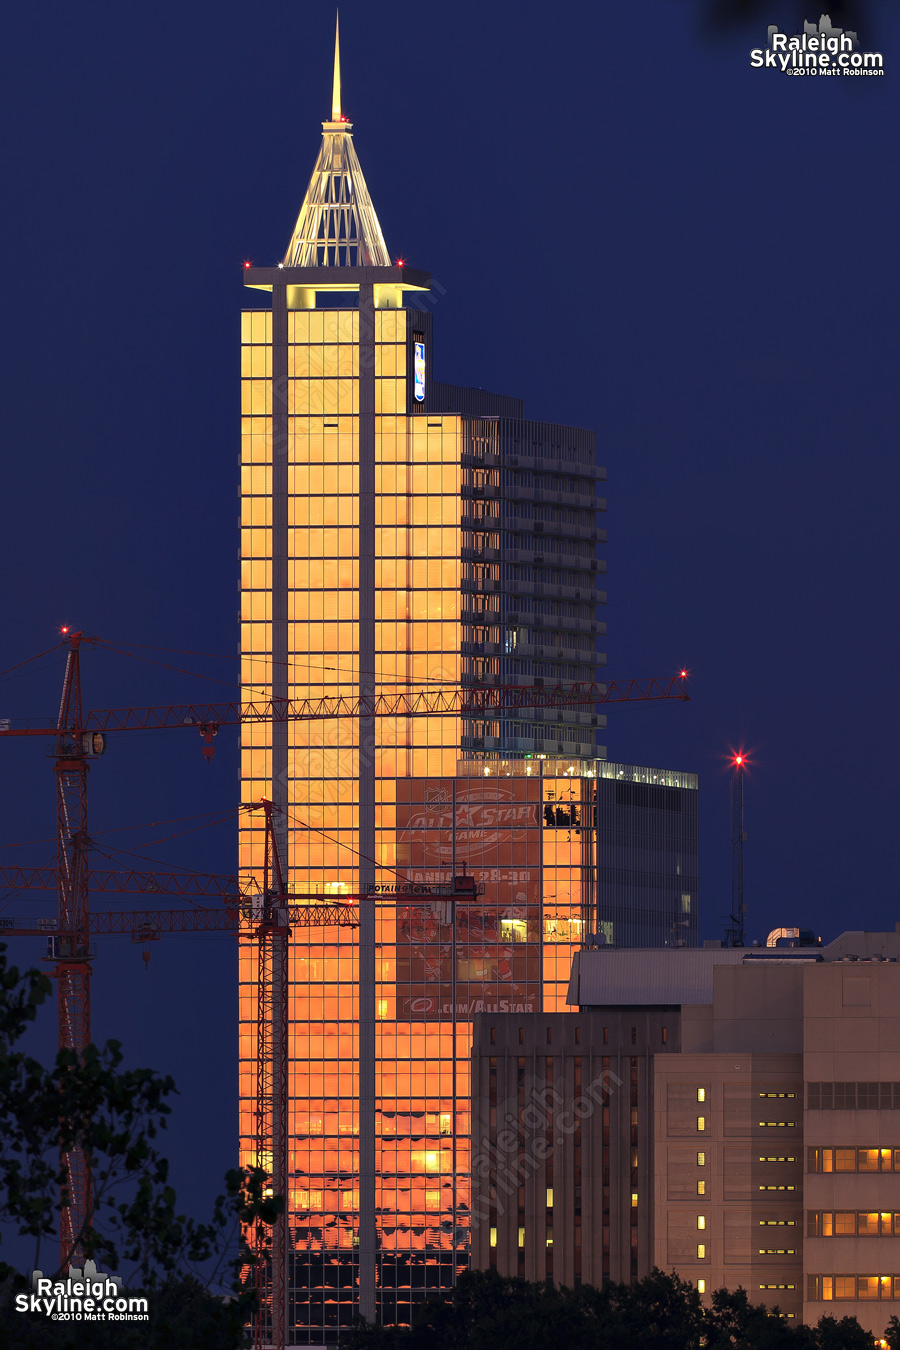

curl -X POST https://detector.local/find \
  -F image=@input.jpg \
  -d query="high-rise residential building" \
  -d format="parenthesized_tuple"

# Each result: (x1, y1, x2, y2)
(472, 929, 900, 1338)
(237, 25, 694, 1342)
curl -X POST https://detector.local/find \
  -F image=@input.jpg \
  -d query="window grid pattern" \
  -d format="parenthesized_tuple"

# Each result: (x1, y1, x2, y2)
(240, 305, 590, 1333)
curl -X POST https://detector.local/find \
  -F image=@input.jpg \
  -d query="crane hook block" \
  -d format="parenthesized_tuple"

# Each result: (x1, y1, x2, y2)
(199, 722, 219, 763)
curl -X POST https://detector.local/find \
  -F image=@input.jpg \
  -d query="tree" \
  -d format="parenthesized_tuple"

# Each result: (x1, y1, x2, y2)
(704, 1286, 810, 1348)
(0, 942, 280, 1347)
(811, 1315, 876, 1349)
(343, 1268, 877, 1350)
(883, 1314, 900, 1348)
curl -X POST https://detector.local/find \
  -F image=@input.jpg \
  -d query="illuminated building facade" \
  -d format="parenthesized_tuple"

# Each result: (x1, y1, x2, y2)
(237, 25, 688, 1342)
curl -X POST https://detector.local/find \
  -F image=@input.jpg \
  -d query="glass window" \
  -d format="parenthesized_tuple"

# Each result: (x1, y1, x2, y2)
(857, 1277, 879, 1300)
(697, 1088, 706, 1103)
(858, 1148, 880, 1173)
(697, 1244, 706, 1259)
(697, 1116, 706, 1132)
(697, 1181, 706, 1196)
(697, 1151, 706, 1166)
(858, 1212, 880, 1236)
(697, 1215, 706, 1230)
(835, 1148, 856, 1172)
(697, 1279, 706, 1294)
(834, 1277, 856, 1300)
(835, 1212, 856, 1236)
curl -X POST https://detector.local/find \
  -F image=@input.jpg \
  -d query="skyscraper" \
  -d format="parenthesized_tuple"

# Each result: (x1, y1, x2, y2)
(238, 23, 690, 1342)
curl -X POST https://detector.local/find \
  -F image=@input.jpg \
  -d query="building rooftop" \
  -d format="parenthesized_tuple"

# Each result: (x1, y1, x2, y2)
(566, 925, 900, 1007)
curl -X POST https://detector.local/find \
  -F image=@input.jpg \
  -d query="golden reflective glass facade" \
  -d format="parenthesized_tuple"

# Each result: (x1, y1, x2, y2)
(239, 302, 595, 1338)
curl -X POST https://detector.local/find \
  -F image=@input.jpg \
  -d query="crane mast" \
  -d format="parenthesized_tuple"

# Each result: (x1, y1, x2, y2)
(53, 632, 93, 1267)
(253, 800, 290, 1350)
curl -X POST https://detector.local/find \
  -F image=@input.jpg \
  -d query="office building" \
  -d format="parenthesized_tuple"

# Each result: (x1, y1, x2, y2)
(237, 25, 694, 1341)
(471, 927, 900, 1337)
(593, 763, 699, 948)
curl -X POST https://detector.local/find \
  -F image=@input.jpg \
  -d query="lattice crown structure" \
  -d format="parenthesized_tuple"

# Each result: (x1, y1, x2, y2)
(283, 14, 390, 269)
(284, 127, 390, 268)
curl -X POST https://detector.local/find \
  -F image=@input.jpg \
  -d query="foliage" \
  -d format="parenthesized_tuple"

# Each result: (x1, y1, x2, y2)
(1, 1272, 248, 1349)
(0, 943, 282, 1346)
(883, 1315, 900, 1349)
(342, 1268, 882, 1350)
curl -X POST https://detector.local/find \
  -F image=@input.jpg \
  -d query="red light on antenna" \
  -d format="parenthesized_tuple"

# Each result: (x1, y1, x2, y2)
(243, 260, 251, 269)
(60, 625, 69, 635)
(679, 669, 688, 680)
(396, 258, 405, 267)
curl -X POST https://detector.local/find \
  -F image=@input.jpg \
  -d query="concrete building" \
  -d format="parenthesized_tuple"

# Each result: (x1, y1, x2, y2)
(471, 928, 900, 1337)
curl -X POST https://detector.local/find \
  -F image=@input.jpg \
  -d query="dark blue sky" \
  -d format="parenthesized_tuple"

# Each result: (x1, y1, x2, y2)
(1, 0, 898, 1259)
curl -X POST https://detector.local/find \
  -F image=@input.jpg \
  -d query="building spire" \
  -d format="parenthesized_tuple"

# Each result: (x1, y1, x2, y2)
(331, 11, 341, 122)
(282, 14, 391, 268)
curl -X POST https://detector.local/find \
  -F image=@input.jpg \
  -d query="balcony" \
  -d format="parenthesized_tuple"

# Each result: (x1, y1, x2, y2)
(461, 640, 503, 657)
(507, 612, 603, 636)
(502, 548, 604, 574)
(503, 450, 606, 480)
(461, 606, 501, 626)
(461, 512, 499, 533)
(510, 641, 597, 664)
(508, 519, 601, 542)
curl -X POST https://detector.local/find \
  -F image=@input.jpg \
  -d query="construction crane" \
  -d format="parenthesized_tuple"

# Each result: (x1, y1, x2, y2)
(1, 633, 688, 763)
(0, 851, 477, 1350)
(0, 630, 688, 1331)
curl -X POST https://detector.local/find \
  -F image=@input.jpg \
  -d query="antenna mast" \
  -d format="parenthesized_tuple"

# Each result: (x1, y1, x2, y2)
(728, 752, 747, 946)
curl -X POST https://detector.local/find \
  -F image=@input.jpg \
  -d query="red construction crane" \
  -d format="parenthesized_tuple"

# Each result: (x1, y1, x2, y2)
(0, 631, 688, 1312)
(1, 633, 688, 763)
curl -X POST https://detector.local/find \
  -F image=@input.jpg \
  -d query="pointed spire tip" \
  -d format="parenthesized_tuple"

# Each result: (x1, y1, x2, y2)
(331, 10, 342, 122)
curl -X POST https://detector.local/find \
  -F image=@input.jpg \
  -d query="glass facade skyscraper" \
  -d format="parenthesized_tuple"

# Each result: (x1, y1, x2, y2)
(238, 29, 695, 1343)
